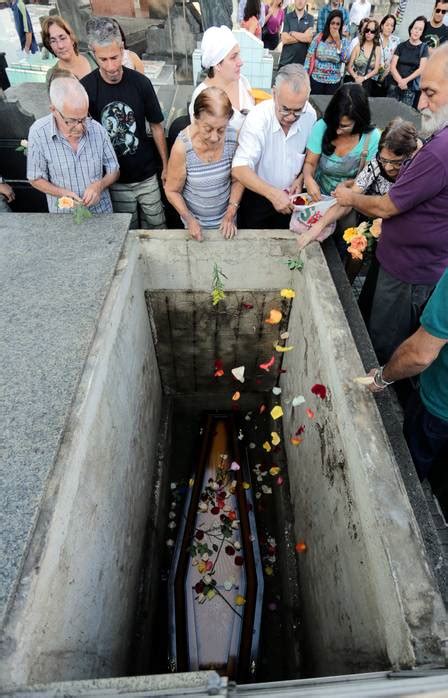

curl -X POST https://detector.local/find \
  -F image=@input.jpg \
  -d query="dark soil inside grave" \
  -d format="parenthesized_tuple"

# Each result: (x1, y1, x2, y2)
(142, 394, 301, 683)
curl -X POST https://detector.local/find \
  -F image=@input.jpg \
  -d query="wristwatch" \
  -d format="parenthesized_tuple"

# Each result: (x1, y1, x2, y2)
(373, 365, 394, 389)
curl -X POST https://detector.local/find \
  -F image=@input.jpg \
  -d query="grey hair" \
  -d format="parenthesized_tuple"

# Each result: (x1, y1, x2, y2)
(274, 64, 310, 96)
(49, 77, 89, 112)
(86, 16, 123, 48)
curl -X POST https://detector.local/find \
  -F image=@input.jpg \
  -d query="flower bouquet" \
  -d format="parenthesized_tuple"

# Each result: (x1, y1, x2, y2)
(343, 218, 382, 260)
(58, 196, 92, 224)
(289, 192, 337, 241)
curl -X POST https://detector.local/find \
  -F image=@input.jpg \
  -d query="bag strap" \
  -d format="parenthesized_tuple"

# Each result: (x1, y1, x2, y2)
(362, 44, 375, 76)
(356, 131, 372, 175)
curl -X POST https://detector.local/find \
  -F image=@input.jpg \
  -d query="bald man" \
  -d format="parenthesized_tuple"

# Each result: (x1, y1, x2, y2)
(334, 44, 448, 366)
(27, 77, 119, 213)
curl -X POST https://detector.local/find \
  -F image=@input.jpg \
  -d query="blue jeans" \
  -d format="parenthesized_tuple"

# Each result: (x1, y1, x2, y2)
(403, 391, 448, 481)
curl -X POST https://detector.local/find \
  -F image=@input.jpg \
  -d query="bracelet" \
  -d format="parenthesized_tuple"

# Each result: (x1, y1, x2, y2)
(228, 201, 239, 209)
(373, 365, 394, 389)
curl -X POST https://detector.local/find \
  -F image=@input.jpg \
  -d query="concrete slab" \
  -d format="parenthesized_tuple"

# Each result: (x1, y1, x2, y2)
(0, 213, 130, 627)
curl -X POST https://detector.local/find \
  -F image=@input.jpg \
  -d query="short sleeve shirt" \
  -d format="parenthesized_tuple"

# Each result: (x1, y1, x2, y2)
(420, 268, 448, 422)
(377, 127, 448, 285)
(279, 10, 315, 67)
(355, 158, 391, 196)
(306, 119, 380, 195)
(81, 67, 164, 184)
(393, 40, 429, 79)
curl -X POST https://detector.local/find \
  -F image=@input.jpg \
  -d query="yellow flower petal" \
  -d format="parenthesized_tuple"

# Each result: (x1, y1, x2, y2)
(271, 405, 284, 420)
(235, 594, 246, 606)
(263, 441, 271, 452)
(271, 431, 281, 446)
(342, 226, 357, 243)
(264, 566, 274, 576)
(265, 309, 282, 324)
(280, 288, 296, 299)
(269, 466, 281, 476)
(242, 481, 251, 489)
(274, 344, 294, 352)
(207, 589, 216, 600)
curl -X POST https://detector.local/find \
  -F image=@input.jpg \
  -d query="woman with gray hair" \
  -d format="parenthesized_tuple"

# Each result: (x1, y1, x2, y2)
(189, 25, 254, 132)
(165, 87, 244, 241)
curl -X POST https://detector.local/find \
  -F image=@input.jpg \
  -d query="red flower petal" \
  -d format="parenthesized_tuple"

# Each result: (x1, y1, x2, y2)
(195, 581, 205, 593)
(242, 302, 254, 310)
(211, 506, 220, 515)
(225, 545, 235, 556)
(296, 424, 305, 435)
(311, 383, 327, 400)
(214, 359, 224, 377)
(228, 511, 237, 521)
(306, 408, 315, 419)
(195, 530, 204, 540)
(234, 556, 244, 566)
(295, 540, 307, 553)
(259, 356, 275, 372)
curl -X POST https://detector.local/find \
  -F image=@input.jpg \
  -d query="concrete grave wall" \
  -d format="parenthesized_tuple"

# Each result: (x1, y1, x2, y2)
(281, 242, 448, 675)
(0, 239, 163, 686)
(140, 230, 448, 675)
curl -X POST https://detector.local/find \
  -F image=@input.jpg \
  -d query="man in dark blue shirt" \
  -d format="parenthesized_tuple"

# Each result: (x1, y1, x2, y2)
(279, 0, 314, 68)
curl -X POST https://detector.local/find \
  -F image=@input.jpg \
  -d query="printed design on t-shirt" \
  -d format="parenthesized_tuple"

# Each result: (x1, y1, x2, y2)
(424, 31, 442, 50)
(101, 101, 138, 156)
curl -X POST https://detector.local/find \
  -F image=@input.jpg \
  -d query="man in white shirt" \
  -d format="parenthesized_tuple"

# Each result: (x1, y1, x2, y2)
(232, 64, 316, 229)
(348, 0, 371, 37)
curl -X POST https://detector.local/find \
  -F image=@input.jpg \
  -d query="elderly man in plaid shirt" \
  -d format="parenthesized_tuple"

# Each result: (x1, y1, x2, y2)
(27, 77, 119, 213)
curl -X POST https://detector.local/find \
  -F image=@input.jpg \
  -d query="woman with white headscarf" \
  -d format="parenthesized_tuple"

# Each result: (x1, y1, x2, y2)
(189, 25, 254, 132)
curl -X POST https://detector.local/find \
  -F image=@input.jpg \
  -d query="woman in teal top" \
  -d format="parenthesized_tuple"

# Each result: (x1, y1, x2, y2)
(303, 83, 380, 253)
(303, 83, 380, 199)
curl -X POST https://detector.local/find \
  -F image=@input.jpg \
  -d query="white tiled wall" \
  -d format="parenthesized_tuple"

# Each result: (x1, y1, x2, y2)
(192, 29, 273, 89)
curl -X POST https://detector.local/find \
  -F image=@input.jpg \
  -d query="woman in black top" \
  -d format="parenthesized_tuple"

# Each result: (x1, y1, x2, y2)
(388, 15, 429, 107)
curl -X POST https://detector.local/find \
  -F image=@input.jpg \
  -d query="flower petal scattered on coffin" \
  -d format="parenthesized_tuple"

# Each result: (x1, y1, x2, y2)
(295, 540, 307, 553)
(232, 391, 241, 401)
(259, 403, 267, 414)
(207, 589, 216, 600)
(263, 441, 271, 452)
(276, 475, 284, 485)
(296, 424, 305, 435)
(230, 461, 240, 471)
(243, 481, 251, 489)
(259, 356, 275, 372)
(234, 555, 244, 566)
(290, 437, 302, 446)
(242, 301, 254, 310)
(214, 358, 224, 377)
(274, 344, 294, 353)
(235, 594, 246, 606)
(265, 309, 282, 324)
(272, 386, 282, 395)
(311, 383, 327, 400)
(271, 405, 284, 420)
(269, 466, 281, 476)
(306, 408, 315, 419)
(261, 485, 272, 494)
(271, 432, 281, 446)
(280, 288, 296, 299)
(264, 565, 274, 576)
(224, 579, 233, 591)
(292, 395, 305, 407)
(231, 365, 245, 383)
(280, 331, 289, 340)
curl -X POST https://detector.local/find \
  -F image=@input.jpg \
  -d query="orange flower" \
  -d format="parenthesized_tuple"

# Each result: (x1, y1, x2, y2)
(58, 196, 74, 209)
(347, 245, 364, 260)
(370, 218, 382, 238)
(349, 234, 368, 251)
(265, 309, 282, 325)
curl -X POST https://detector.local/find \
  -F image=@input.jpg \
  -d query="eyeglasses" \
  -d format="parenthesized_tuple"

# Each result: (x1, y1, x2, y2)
(435, 8, 447, 13)
(378, 155, 404, 168)
(56, 109, 89, 129)
(338, 122, 355, 131)
(278, 105, 304, 117)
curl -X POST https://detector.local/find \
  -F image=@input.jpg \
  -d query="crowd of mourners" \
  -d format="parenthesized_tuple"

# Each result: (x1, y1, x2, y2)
(1, 1, 448, 503)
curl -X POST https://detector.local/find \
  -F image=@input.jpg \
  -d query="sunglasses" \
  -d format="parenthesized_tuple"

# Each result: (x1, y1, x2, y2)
(365, 27, 376, 33)
(435, 7, 447, 13)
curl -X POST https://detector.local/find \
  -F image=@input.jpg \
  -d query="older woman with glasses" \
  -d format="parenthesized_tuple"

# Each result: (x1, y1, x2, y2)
(42, 16, 97, 85)
(298, 118, 419, 250)
(346, 19, 381, 95)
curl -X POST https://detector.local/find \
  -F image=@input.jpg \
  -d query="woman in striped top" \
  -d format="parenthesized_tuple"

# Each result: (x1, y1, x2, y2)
(165, 87, 244, 241)
(305, 10, 350, 95)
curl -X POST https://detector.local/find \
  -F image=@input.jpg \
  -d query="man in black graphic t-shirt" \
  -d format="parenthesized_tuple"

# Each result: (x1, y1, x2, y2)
(423, 1, 448, 52)
(82, 17, 168, 229)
